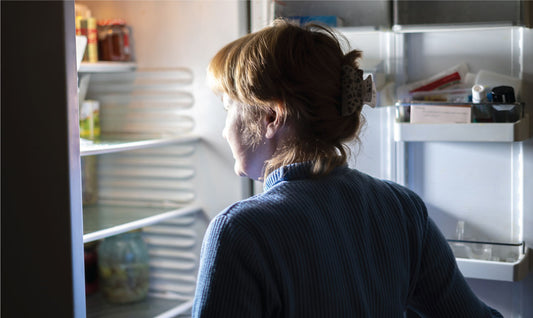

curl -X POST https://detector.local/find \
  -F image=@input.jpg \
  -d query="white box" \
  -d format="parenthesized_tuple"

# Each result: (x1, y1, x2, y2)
(410, 104, 471, 124)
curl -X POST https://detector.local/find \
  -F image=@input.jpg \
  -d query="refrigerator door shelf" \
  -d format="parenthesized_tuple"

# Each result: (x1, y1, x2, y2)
(392, 0, 530, 29)
(394, 114, 530, 142)
(455, 248, 531, 282)
(392, 22, 518, 33)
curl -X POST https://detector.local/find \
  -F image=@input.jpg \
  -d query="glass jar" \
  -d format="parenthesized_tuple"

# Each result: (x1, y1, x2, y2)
(97, 19, 131, 62)
(97, 230, 150, 303)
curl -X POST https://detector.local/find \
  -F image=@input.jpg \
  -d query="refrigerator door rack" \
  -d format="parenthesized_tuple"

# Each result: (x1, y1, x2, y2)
(394, 102, 531, 142)
(395, 102, 525, 124)
(454, 248, 530, 282)
(447, 240, 530, 281)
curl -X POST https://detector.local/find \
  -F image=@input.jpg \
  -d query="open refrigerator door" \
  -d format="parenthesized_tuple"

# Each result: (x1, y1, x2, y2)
(266, 1, 533, 317)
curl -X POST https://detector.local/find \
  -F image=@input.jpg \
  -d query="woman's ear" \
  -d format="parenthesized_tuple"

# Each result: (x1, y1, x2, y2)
(264, 102, 284, 139)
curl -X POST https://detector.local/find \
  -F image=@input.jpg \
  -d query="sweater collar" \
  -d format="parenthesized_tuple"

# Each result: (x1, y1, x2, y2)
(263, 162, 314, 191)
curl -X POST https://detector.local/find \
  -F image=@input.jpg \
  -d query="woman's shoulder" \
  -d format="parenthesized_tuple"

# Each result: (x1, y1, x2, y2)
(214, 193, 276, 228)
(336, 167, 428, 221)
(350, 168, 423, 201)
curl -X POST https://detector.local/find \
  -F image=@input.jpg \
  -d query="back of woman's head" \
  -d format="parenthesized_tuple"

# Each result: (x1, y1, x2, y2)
(208, 18, 365, 179)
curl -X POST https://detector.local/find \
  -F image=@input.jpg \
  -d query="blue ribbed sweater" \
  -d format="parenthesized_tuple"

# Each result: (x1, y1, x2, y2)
(192, 163, 502, 317)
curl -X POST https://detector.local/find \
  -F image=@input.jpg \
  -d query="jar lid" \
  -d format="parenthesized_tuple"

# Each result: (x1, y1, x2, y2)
(98, 18, 126, 26)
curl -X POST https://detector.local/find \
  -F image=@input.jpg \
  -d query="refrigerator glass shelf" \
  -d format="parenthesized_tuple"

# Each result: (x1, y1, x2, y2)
(83, 204, 202, 243)
(86, 293, 193, 318)
(79, 61, 137, 73)
(80, 135, 200, 156)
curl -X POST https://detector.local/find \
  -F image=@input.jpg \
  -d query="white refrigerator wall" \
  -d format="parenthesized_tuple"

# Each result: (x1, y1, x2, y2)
(345, 27, 533, 317)
(79, 0, 249, 217)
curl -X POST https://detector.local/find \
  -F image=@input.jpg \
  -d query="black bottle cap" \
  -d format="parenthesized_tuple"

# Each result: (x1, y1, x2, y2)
(491, 86, 515, 103)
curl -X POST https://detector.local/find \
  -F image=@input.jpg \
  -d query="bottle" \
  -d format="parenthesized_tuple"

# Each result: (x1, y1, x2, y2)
(455, 220, 465, 241)
(474, 70, 521, 101)
(471, 84, 486, 103)
(471, 84, 492, 122)
(491, 86, 518, 122)
(80, 15, 98, 63)
(491, 85, 516, 103)
(98, 230, 150, 303)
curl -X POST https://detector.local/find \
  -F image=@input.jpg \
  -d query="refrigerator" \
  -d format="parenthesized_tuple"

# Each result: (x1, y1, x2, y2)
(2, 1, 532, 317)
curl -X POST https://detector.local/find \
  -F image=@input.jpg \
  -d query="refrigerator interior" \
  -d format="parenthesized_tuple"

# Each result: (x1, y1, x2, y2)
(249, 2, 533, 312)
(253, 1, 533, 316)
(75, 1, 532, 317)
(6, 1, 532, 317)
(76, 0, 250, 316)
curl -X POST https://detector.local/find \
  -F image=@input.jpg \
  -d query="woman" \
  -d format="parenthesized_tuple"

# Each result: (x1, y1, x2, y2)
(192, 19, 502, 318)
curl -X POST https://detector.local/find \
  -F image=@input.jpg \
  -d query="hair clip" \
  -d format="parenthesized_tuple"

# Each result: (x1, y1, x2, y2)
(362, 74, 377, 108)
(341, 65, 376, 116)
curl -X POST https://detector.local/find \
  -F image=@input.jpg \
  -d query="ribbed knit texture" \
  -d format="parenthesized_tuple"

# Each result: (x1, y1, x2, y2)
(192, 163, 502, 318)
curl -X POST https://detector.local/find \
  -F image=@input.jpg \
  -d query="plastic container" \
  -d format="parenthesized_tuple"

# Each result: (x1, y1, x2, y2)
(474, 70, 521, 101)
(396, 63, 469, 99)
(79, 100, 100, 140)
(98, 231, 150, 304)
